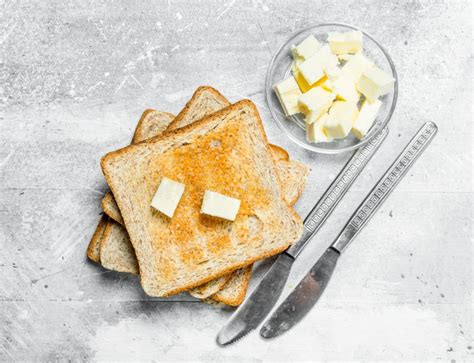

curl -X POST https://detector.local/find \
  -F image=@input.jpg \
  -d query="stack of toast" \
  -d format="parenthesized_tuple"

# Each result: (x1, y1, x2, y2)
(87, 86, 309, 306)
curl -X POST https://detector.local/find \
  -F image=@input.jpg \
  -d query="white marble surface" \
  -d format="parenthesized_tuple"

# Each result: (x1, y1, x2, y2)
(1, 0, 472, 361)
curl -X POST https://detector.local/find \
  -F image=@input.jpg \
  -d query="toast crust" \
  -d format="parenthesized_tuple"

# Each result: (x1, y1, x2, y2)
(101, 100, 303, 297)
(166, 86, 231, 131)
(86, 216, 108, 263)
(132, 110, 175, 144)
(211, 266, 252, 306)
(132, 109, 155, 143)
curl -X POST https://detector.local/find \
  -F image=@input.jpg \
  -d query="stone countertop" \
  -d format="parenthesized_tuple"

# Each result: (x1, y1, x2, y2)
(1, 0, 472, 360)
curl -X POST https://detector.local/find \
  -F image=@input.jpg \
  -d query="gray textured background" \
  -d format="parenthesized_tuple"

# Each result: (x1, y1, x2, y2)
(1, 0, 472, 361)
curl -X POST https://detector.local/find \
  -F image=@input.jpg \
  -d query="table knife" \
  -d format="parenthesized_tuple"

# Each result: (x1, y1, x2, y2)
(260, 122, 438, 339)
(216, 128, 389, 346)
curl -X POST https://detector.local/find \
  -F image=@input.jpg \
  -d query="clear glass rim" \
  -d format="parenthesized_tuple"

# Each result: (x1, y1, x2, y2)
(265, 22, 399, 154)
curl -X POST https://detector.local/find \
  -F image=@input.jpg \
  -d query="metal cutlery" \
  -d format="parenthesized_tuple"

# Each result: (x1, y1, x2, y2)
(260, 122, 438, 339)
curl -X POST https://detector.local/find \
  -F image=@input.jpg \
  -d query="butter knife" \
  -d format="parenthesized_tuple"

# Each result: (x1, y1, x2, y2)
(260, 122, 438, 339)
(216, 128, 388, 346)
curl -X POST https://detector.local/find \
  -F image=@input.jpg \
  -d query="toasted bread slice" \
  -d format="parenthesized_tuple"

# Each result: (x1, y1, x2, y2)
(98, 87, 308, 302)
(87, 102, 306, 303)
(86, 215, 108, 263)
(101, 100, 303, 297)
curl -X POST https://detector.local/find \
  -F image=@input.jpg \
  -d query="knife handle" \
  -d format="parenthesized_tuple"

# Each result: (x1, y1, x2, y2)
(331, 122, 438, 253)
(287, 127, 389, 259)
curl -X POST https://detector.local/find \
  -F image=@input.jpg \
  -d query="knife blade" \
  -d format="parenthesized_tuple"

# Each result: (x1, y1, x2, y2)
(216, 128, 388, 346)
(260, 122, 438, 339)
(216, 253, 293, 346)
(260, 247, 339, 339)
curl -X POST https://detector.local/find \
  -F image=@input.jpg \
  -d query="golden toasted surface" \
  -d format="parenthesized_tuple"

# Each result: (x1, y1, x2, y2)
(149, 121, 271, 268)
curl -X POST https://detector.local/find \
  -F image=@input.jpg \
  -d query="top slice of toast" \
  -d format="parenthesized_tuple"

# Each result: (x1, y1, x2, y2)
(101, 100, 303, 297)
(97, 87, 308, 302)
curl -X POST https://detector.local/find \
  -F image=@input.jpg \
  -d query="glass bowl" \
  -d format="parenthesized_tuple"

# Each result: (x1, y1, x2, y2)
(265, 23, 398, 154)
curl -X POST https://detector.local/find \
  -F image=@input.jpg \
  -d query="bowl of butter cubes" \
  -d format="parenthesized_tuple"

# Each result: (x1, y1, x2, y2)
(265, 23, 398, 153)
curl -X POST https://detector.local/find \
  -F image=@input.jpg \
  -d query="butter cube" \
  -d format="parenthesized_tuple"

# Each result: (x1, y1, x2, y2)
(291, 45, 304, 71)
(328, 31, 363, 55)
(333, 75, 360, 103)
(341, 53, 374, 82)
(151, 177, 185, 218)
(274, 75, 299, 94)
(356, 66, 395, 102)
(306, 114, 333, 143)
(273, 77, 302, 116)
(325, 101, 359, 139)
(201, 190, 241, 221)
(299, 44, 339, 85)
(298, 56, 325, 85)
(298, 87, 336, 124)
(352, 99, 382, 139)
(292, 35, 321, 61)
(316, 44, 339, 72)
